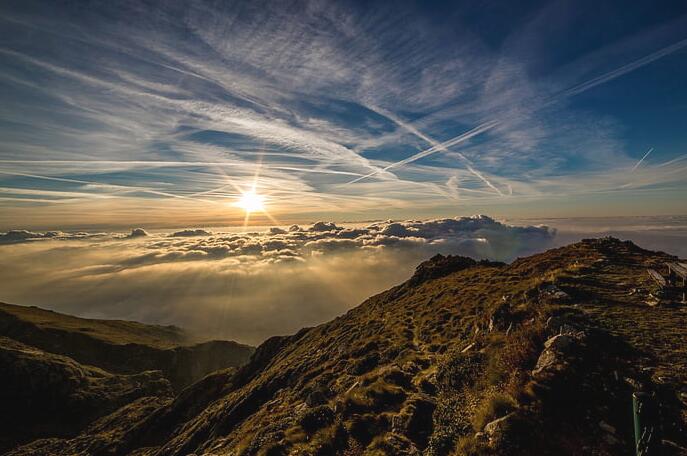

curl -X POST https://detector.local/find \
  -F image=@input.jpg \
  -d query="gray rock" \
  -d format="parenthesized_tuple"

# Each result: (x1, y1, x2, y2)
(484, 413, 515, 447)
(544, 334, 575, 351)
(532, 333, 585, 379)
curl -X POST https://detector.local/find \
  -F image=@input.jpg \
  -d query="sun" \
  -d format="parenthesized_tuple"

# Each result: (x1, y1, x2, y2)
(236, 190, 265, 213)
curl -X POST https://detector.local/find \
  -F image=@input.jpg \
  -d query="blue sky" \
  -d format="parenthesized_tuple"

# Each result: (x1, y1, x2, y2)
(1, 0, 686, 229)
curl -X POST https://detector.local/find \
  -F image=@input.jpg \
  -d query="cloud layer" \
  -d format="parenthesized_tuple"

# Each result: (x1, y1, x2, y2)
(0, 216, 555, 344)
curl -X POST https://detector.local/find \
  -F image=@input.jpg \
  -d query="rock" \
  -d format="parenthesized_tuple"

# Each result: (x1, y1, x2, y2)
(540, 284, 570, 302)
(483, 413, 515, 447)
(544, 334, 575, 351)
(645, 297, 660, 307)
(532, 333, 585, 379)
(532, 349, 561, 378)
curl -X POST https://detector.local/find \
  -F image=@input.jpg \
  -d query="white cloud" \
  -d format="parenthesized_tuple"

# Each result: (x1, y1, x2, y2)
(0, 215, 555, 344)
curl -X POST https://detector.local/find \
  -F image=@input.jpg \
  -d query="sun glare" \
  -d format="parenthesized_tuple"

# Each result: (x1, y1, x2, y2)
(236, 190, 265, 213)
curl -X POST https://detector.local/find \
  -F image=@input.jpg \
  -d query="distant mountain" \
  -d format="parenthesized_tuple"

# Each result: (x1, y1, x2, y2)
(0, 303, 254, 452)
(4, 238, 687, 455)
(0, 302, 254, 390)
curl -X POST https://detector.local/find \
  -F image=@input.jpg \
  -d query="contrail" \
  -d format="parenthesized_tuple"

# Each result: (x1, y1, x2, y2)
(555, 38, 687, 100)
(346, 120, 499, 185)
(347, 37, 687, 185)
(0, 170, 217, 204)
(365, 106, 503, 195)
(631, 147, 654, 172)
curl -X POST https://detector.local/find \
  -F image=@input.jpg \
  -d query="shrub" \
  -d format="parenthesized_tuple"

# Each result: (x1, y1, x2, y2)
(343, 379, 406, 414)
(347, 413, 388, 444)
(298, 405, 335, 433)
(347, 352, 380, 375)
(435, 351, 484, 391)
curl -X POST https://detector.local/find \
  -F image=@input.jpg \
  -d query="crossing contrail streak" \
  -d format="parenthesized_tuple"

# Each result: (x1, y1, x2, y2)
(346, 120, 499, 185)
(347, 37, 687, 185)
(366, 106, 503, 195)
(631, 147, 654, 172)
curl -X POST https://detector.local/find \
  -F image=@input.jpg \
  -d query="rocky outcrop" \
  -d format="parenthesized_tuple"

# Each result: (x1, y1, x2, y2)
(531, 331, 586, 380)
(407, 254, 501, 286)
(482, 412, 516, 448)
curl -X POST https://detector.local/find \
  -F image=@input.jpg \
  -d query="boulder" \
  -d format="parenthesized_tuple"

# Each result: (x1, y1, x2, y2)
(540, 284, 570, 302)
(532, 332, 585, 380)
(544, 334, 575, 351)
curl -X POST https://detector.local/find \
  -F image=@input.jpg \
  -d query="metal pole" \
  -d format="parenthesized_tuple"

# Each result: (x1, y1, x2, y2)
(633, 392, 643, 454)
(633, 392, 659, 455)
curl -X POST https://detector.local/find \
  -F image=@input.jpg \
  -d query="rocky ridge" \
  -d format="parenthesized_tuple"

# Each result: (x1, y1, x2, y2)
(4, 238, 687, 455)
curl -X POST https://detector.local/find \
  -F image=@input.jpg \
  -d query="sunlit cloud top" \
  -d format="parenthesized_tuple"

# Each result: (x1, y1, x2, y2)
(1, 0, 686, 229)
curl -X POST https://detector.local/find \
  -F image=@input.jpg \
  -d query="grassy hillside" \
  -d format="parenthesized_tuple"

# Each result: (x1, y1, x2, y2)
(0, 302, 187, 348)
(0, 302, 254, 391)
(6, 238, 687, 455)
(0, 336, 172, 453)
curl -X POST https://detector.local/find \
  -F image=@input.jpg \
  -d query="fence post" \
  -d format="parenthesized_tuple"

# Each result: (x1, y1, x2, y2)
(633, 392, 659, 455)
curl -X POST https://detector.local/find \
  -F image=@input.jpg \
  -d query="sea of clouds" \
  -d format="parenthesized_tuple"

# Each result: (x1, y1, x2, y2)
(0, 215, 557, 344)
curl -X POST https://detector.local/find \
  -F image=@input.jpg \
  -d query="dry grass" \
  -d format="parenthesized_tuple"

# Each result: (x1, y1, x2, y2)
(471, 392, 517, 431)
(8, 238, 686, 456)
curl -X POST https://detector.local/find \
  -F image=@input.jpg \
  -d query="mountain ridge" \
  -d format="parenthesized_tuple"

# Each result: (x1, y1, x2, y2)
(0, 302, 254, 391)
(3, 238, 687, 455)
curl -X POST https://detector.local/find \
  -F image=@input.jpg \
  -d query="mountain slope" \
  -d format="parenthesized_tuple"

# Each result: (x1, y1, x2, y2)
(0, 336, 172, 452)
(7, 238, 687, 455)
(0, 302, 254, 390)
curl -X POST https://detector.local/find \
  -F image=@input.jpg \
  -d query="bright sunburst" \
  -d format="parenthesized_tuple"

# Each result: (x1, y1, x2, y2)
(236, 190, 265, 213)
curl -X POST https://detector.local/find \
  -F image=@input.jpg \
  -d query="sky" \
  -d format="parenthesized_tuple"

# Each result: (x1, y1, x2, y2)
(1, 1, 686, 342)
(0, 0, 686, 230)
